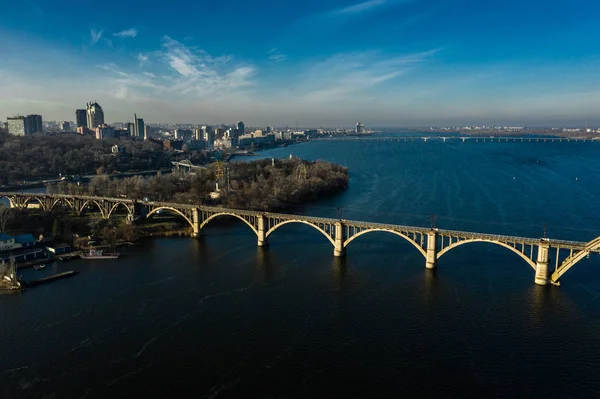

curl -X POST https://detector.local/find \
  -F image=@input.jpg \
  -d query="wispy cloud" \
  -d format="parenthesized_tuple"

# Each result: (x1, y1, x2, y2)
(160, 36, 253, 96)
(138, 53, 149, 66)
(337, 0, 388, 14)
(268, 48, 286, 63)
(299, 49, 439, 102)
(90, 36, 255, 104)
(113, 28, 138, 39)
(325, 0, 417, 18)
(90, 28, 103, 45)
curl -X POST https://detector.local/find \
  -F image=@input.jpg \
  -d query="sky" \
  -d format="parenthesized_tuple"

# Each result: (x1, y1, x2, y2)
(1, 0, 600, 127)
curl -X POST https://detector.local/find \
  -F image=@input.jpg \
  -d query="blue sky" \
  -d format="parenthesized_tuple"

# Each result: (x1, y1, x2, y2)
(1, 0, 600, 127)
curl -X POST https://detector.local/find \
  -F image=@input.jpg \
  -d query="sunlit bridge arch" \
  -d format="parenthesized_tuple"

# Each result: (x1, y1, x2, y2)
(107, 202, 133, 218)
(146, 207, 194, 229)
(343, 228, 427, 258)
(551, 236, 600, 283)
(200, 213, 258, 235)
(265, 220, 335, 246)
(79, 200, 107, 218)
(0, 195, 16, 208)
(437, 239, 536, 270)
(22, 197, 47, 211)
(50, 198, 74, 212)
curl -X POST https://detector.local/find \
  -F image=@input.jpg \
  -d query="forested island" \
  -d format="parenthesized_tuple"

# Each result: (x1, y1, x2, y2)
(48, 158, 349, 211)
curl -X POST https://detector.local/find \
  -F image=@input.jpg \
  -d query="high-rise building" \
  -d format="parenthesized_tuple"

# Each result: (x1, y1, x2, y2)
(7, 115, 43, 136)
(86, 102, 104, 129)
(76, 109, 87, 128)
(204, 129, 215, 149)
(144, 125, 151, 140)
(127, 122, 135, 136)
(95, 124, 114, 140)
(194, 128, 202, 141)
(355, 122, 365, 134)
(60, 121, 70, 131)
(265, 126, 273, 133)
(237, 121, 245, 136)
(29, 115, 43, 133)
(7, 116, 26, 136)
(137, 118, 144, 139)
(132, 114, 144, 138)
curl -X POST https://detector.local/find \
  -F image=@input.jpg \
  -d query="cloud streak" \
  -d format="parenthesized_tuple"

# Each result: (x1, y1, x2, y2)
(90, 28, 103, 45)
(114, 28, 138, 38)
(328, 0, 417, 17)
(337, 0, 388, 14)
(298, 49, 439, 102)
(268, 48, 286, 63)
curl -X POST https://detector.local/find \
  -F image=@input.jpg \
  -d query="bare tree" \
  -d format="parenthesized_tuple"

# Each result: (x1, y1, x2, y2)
(0, 206, 12, 233)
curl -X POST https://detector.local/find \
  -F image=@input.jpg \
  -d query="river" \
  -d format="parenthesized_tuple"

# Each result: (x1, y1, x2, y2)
(2, 136, 600, 398)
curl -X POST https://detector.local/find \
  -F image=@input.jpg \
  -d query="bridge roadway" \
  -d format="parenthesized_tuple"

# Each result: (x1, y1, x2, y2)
(2, 192, 599, 286)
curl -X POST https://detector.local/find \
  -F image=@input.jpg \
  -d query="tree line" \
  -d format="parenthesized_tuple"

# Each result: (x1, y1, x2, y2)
(0, 134, 174, 184)
(48, 158, 349, 211)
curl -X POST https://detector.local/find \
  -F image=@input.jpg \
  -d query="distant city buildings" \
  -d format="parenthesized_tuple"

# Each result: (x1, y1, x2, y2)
(95, 124, 114, 140)
(75, 109, 87, 128)
(7, 114, 43, 136)
(86, 102, 104, 129)
(60, 121, 70, 131)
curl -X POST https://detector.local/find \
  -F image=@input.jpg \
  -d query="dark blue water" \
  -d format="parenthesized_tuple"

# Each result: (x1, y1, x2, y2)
(2, 138, 600, 398)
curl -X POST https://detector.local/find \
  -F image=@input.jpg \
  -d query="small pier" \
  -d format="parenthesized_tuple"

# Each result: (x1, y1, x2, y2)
(24, 271, 78, 287)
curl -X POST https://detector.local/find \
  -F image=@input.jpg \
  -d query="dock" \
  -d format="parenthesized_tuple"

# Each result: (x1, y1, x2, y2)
(24, 271, 78, 287)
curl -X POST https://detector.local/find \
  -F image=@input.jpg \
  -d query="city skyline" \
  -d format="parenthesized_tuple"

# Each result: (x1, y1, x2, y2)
(1, 0, 600, 126)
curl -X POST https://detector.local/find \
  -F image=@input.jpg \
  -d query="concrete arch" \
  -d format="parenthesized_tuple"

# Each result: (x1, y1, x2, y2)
(0, 195, 16, 209)
(343, 228, 427, 258)
(79, 200, 107, 218)
(552, 236, 600, 282)
(265, 220, 334, 246)
(50, 198, 74, 212)
(107, 202, 133, 218)
(22, 197, 47, 211)
(437, 239, 536, 270)
(146, 207, 194, 229)
(200, 213, 258, 235)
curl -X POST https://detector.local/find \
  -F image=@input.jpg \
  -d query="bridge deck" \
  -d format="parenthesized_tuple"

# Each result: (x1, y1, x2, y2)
(2, 192, 596, 251)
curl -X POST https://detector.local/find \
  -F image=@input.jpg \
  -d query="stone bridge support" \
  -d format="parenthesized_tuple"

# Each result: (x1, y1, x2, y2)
(191, 208, 202, 238)
(535, 242, 550, 286)
(334, 221, 346, 257)
(426, 230, 438, 269)
(257, 215, 267, 247)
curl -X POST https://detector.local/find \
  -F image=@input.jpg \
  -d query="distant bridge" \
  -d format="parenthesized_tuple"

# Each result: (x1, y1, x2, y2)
(315, 136, 596, 143)
(2, 192, 599, 286)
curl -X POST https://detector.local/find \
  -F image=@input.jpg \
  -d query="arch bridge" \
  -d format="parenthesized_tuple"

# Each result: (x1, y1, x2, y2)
(2, 192, 599, 286)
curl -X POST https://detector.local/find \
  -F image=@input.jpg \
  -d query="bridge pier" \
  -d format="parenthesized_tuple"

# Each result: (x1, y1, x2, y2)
(191, 208, 202, 238)
(426, 230, 438, 269)
(257, 215, 268, 247)
(535, 242, 550, 285)
(334, 221, 346, 257)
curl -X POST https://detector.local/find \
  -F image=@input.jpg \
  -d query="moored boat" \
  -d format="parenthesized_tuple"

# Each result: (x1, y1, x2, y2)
(80, 249, 120, 260)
